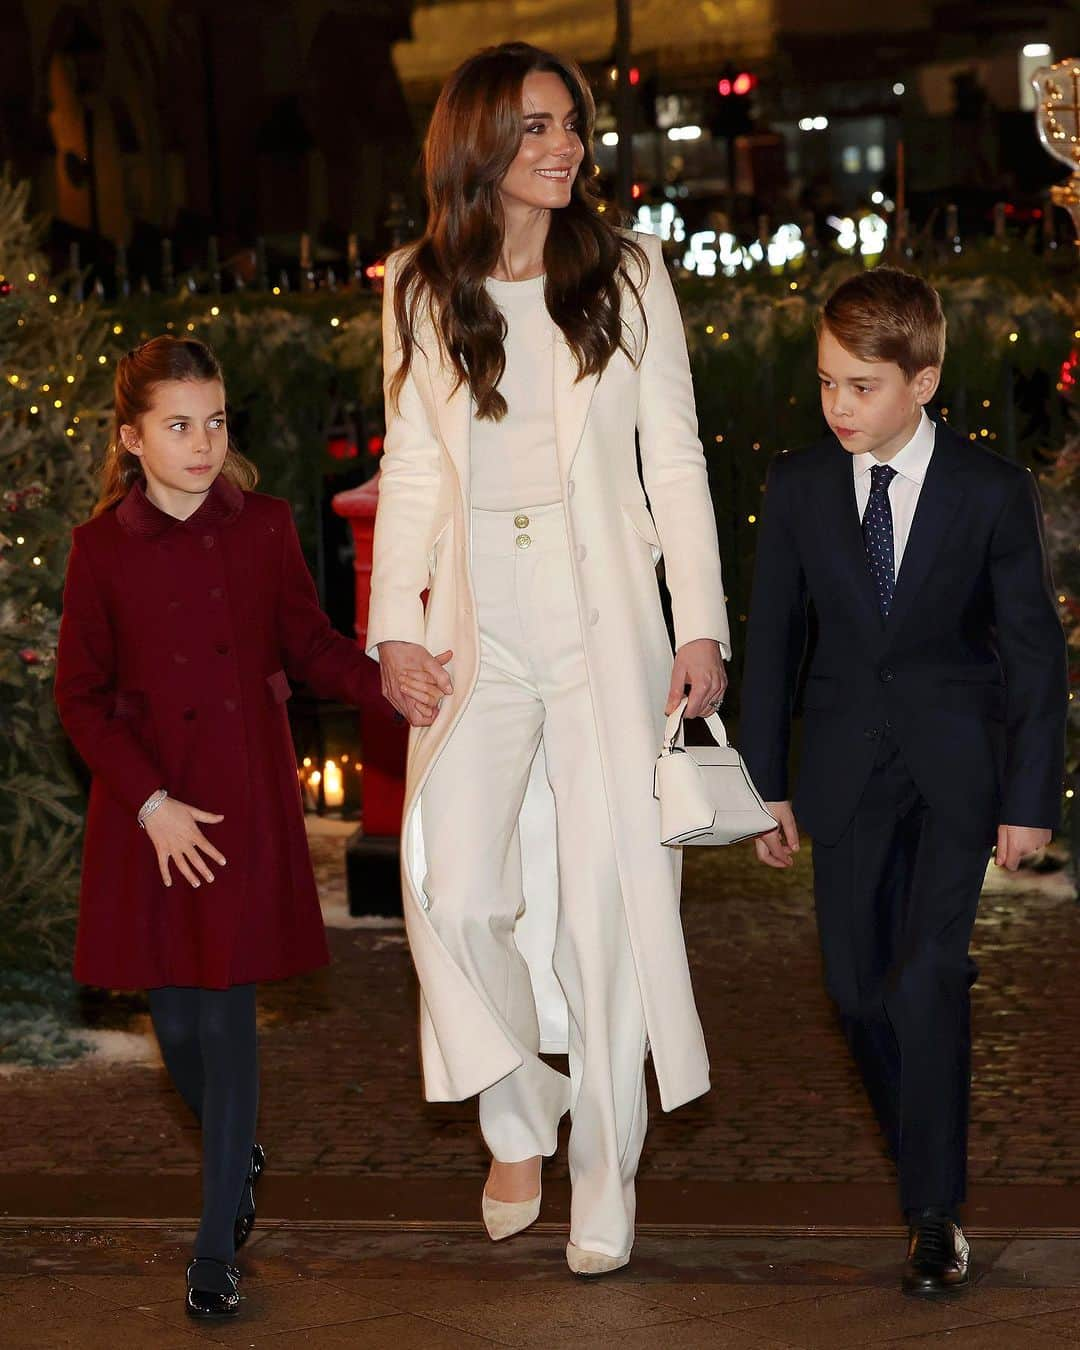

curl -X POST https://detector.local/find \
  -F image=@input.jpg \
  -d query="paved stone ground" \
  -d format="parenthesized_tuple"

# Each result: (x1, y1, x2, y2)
(2, 824, 1079, 1189)
(5, 1223, 1080, 1347)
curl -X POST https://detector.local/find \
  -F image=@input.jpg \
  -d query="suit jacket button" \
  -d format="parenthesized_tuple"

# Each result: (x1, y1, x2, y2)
(864, 728, 880, 740)
(879, 667, 894, 682)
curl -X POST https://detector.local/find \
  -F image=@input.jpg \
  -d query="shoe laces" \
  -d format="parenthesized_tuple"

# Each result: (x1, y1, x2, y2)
(912, 1217, 951, 1265)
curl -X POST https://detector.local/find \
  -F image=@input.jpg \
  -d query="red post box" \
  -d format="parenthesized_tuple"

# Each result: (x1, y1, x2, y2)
(332, 472, 408, 914)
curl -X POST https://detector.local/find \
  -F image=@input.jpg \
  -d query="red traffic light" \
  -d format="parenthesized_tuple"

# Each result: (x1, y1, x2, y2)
(719, 72, 755, 97)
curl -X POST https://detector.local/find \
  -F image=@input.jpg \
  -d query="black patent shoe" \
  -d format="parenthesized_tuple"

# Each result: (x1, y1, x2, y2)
(186, 1259, 241, 1318)
(234, 1143, 266, 1252)
(902, 1210, 971, 1296)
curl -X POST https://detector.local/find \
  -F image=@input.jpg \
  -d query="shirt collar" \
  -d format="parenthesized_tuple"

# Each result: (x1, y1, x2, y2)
(852, 408, 936, 485)
(115, 474, 245, 539)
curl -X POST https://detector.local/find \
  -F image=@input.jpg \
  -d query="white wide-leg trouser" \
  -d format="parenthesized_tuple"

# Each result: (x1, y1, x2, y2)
(421, 502, 649, 1260)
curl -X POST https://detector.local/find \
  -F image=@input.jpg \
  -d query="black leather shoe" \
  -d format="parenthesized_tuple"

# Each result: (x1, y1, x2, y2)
(234, 1143, 266, 1252)
(902, 1210, 970, 1296)
(186, 1259, 241, 1318)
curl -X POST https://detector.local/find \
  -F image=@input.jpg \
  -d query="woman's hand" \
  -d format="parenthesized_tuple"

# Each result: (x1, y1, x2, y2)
(666, 638, 728, 718)
(143, 798, 226, 889)
(378, 641, 453, 727)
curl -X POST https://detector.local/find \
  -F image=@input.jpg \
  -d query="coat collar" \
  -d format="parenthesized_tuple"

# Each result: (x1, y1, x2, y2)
(115, 475, 245, 539)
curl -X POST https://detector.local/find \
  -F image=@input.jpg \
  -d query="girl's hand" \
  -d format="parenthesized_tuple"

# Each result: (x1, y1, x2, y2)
(666, 638, 727, 718)
(378, 642, 453, 727)
(143, 798, 226, 889)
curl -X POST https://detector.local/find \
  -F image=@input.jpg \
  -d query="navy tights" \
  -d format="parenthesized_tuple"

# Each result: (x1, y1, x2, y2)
(148, 985, 259, 1264)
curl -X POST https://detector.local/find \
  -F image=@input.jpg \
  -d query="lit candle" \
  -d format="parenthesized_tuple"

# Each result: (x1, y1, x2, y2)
(323, 760, 344, 809)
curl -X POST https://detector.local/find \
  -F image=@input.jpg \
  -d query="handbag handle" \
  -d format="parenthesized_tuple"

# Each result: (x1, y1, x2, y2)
(663, 695, 730, 752)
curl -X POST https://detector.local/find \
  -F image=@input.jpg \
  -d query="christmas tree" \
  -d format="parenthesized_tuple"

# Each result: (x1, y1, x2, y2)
(0, 170, 113, 970)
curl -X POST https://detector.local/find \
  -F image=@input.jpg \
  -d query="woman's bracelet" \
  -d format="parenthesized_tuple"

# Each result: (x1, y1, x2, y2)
(137, 788, 168, 829)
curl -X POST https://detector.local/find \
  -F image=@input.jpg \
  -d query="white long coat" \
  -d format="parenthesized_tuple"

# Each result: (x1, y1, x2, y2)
(367, 231, 730, 1113)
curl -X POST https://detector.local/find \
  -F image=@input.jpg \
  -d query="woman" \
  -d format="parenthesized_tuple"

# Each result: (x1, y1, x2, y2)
(369, 42, 730, 1275)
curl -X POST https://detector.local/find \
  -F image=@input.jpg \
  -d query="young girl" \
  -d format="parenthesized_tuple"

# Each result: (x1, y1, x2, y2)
(55, 336, 370, 1318)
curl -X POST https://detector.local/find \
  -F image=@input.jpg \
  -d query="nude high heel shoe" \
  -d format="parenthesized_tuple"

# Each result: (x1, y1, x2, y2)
(482, 1185, 542, 1241)
(566, 1242, 630, 1277)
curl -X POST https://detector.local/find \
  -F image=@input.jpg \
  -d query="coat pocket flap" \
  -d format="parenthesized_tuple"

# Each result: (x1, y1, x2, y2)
(621, 501, 662, 552)
(112, 690, 145, 718)
(267, 669, 293, 703)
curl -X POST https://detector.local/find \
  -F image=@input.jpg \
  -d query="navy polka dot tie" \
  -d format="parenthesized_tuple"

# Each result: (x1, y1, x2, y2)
(863, 464, 897, 617)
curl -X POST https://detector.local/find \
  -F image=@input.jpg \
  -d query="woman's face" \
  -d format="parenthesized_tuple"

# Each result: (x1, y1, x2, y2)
(121, 377, 229, 504)
(498, 70, 584, 214)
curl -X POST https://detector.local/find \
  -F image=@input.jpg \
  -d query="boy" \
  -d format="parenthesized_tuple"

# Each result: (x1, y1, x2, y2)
(741, 268, 1068, 1295)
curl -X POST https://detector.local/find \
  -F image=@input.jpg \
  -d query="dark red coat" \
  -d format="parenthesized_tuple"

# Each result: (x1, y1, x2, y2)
(55, 477, 368, 990)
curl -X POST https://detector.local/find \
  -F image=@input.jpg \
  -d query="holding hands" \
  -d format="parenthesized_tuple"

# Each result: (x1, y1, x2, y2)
(378, 641, 454, 727)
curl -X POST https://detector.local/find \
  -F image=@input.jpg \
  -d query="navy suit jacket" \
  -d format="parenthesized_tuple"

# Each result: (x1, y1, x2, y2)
(740, 419, 1068, 846)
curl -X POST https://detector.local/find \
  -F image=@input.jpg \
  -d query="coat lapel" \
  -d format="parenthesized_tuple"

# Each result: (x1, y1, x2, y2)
(553, 335, 599, 482)
(426, 356, 471, 500)
(885, 425, 963, 636)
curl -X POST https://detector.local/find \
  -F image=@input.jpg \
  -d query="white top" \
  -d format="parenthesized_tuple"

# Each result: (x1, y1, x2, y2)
(852, 408, 936, 575)
(469, 274, 561, 511)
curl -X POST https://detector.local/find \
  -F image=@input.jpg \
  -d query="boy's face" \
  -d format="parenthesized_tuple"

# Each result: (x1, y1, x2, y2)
(817, 326, 940, 462)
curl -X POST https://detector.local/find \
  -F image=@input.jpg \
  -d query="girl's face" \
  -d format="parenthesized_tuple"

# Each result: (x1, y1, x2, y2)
(121, 378, 228, 508)
(498, 70, 584, 214)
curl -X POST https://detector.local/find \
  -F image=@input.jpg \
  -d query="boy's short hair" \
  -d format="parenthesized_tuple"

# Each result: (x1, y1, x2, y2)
(819, 267, 946, 380)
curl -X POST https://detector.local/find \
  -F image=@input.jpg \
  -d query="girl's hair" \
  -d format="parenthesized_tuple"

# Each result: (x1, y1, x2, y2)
(390, 41, 649, 421)
(93, 335, 258, 516)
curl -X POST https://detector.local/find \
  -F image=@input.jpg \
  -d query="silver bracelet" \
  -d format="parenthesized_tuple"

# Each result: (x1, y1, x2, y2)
(137, 788, 168, 829)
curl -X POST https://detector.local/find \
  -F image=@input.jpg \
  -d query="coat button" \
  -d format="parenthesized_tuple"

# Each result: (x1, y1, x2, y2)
(576, 544, 587, 561)
(588, 608, 599, 626)
(173, 652, 188, 665)
(879, 667, 894, 683)
(567, 480, 576, 498)
(182, 707, 197, 721)
(515, 533, 532, 550)
(216, 643, 230, 656)
(514, 513, 530, 529)
(224, 698, 237, 712)
(168, 599, 181, 612)
(202, 534, 215, 549)
(209, 587, 224, 600)
(864, 728, 880, 740)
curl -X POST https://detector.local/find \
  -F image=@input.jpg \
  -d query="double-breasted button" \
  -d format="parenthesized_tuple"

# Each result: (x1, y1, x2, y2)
(575, 544, 587, 561)
(202, 534, 215, 550)
(879, 667, 895, 683)
(224, 698, 238, 712)
(209, 587, 224, 601)
(864, 728, 880, 741)
(567, 480, 576, 498)
(182, 707, 197, 721)
(514, 513, 530, 529)
(515, 533, 532, 550)
(167, 599, 181, 613)
(173, 652, 188, 665)
(588, 608, 599, 626)
(215, 642, 230, 655)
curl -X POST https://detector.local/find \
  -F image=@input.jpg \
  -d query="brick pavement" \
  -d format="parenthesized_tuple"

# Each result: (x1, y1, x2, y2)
(4, 1222, 1080, 1347)
(2, 827, 1080, 1189)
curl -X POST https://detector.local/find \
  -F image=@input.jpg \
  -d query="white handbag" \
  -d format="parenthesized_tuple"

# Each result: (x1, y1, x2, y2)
(654, 697, 777, 846)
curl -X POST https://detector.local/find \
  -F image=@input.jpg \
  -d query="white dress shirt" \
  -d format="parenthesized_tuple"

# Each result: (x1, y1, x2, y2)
(470, 273, 562, 511)
(852, 409, 936, 577)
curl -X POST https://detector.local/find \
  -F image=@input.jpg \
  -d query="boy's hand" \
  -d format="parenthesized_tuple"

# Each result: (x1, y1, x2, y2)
(994, 824, 1052, 872)
(754, 801, 800, 868)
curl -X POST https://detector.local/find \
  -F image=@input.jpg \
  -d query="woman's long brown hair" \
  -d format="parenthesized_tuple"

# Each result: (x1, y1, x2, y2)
(94, 336, 257, 516)
(390, 42, 649, 421)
